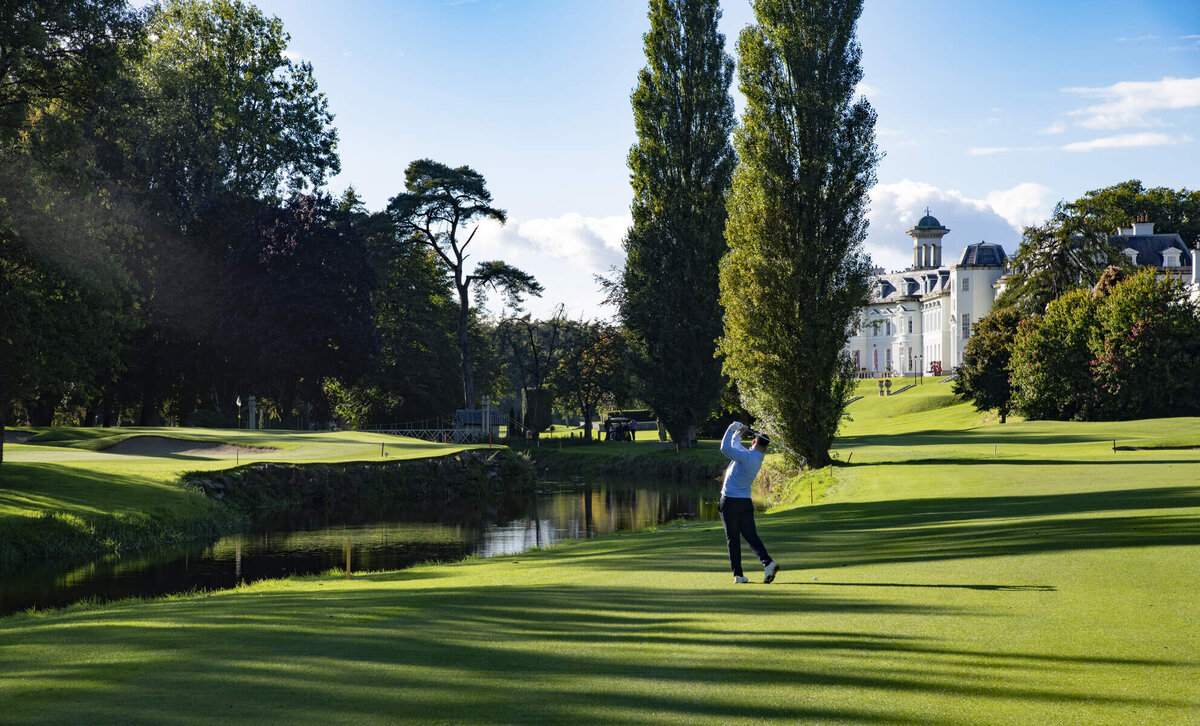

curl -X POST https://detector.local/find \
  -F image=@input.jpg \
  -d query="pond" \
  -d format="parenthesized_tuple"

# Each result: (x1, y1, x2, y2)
(0, 477, 721, 617)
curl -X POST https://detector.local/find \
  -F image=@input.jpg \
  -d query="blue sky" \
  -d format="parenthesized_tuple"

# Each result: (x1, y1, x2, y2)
(245, 0, 1199, 318)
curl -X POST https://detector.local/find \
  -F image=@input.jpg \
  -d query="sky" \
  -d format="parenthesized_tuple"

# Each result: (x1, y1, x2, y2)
(240, 0, 1200, 319)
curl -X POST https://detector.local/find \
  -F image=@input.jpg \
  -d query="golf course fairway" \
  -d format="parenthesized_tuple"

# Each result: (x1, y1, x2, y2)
(2, 384, 1198, 724)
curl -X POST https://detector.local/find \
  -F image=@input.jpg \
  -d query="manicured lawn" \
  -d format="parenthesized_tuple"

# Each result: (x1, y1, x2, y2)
(0, 428, 479, 520)
(2, 387, 1198, 724)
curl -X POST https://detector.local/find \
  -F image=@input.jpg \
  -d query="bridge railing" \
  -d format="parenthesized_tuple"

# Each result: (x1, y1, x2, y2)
(366, 428, 497, 444)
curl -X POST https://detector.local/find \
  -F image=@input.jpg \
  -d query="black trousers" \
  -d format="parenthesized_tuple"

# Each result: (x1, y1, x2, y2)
(718, 496, 772, 577)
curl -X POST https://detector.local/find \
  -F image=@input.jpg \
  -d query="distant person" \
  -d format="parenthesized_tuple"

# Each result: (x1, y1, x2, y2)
(718, 421, 780, 584)
(603, 418, 612, 441)
(629, 418, 638, 441)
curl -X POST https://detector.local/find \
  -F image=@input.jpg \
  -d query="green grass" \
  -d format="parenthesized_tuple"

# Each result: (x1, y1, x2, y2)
(1, 428, 483, 521)
(2, 393, 1199, 724)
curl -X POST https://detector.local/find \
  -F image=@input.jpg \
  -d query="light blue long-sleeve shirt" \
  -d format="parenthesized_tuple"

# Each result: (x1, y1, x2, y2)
(720, 423, 764, 499)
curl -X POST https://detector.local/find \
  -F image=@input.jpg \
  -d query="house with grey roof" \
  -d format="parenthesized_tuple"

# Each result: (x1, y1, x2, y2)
(1111, 216, 1197, 300)
(846, 212, 1008, 376)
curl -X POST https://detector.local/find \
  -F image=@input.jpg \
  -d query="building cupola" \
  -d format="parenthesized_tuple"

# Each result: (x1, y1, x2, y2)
(907, 208, 950, 270)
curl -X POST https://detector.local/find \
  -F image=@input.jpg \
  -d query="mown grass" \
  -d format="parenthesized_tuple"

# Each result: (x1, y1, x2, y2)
(2, 380, 1198, 723)
(1, 428, 482, 521)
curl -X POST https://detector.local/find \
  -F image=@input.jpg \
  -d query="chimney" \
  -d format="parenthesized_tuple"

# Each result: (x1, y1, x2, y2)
(1132, 214, 1155, 236)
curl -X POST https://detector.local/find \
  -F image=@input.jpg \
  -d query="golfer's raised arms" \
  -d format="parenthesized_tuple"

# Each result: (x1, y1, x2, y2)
(720, 422, 764, 499)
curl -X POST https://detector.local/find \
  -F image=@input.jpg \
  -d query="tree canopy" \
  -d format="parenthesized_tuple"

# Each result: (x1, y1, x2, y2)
(388, 159, 541, 410)
(718, 0, 878, 468)
(621, 0, 736, 450)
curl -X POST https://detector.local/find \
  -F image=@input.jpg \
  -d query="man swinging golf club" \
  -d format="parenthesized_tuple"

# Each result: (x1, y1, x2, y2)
(719, 421, 780, 584)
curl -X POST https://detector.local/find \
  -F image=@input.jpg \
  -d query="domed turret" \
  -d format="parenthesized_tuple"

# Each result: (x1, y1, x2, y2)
(907, 208, 950, 269)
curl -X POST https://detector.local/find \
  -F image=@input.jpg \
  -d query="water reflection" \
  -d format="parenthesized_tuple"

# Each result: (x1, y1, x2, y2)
(1, 477, 719, 616)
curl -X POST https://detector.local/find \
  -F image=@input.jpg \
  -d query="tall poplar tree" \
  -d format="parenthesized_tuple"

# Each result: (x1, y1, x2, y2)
(718, 0, 878, 467)
(621, 0, 736, 449)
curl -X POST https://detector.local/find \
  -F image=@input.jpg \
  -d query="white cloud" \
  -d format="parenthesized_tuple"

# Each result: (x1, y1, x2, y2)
(985, 183, 1055, 229)
(865, 180, 1050, 272)
(856, 81, 881, 98)
(471, 212, 629, 275)
(1060, 132, 1191, 152)
(1040, 121, 1067, 135)
(1064, 76, 1200, 129)
(969, 146, 1014, 155)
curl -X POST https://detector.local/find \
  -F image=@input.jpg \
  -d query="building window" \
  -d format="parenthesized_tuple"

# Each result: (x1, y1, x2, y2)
(908, 318, 913, 334)
(961, 277, 970, 292)
(962, 313, 971, 339)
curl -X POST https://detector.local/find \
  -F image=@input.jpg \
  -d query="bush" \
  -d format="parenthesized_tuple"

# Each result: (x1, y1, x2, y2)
(1010, 289, 1098, 420)
(1011, 270, 1200, 420)
(1089, 269, 1200, 418)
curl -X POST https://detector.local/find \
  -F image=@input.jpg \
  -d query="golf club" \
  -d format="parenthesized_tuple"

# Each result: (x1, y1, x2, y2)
(743, 425, 807, 468)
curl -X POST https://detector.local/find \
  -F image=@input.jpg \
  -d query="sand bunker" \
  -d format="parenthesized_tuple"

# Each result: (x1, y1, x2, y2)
(107, 436, 276, 458)
(3, 431, 32, 445)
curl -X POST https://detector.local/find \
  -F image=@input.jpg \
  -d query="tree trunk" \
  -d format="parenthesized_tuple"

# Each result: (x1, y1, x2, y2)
(457, 283, 474, 410)
(582, 404, 593, 442)
(138, 387, 161, 426)
(28, 396, 55, 427)
(0, 405, 6, 467)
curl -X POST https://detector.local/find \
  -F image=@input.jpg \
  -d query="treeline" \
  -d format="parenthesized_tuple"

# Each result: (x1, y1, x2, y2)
(0, 1, 578, 456)
(4, 0, 881, 469)
(955, 182, 1200, 422)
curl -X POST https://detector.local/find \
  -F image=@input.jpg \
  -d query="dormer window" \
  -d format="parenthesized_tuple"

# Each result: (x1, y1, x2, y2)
(1123, 248, 1139, 265)
(1163, 248, 1182, 268)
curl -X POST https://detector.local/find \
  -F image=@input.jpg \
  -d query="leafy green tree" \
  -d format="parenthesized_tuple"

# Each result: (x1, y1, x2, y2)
(0, 0, 140, 144)
(1010, 289, 1099, 421)
(220, 194, 377, 419)
(1066, 180, 1200, 243)
(493, 311, 567, 438)
(388, 160, 542, 410)
(621, 0, 735, 449)
(953, 306, 1023, 423)
(119, 0, 339, 225)
(338, 191, 462, 425)
(1088, 268, 1200, 419)
(0, 154, 135, 460)
(550, 321, 629, 442)
(998, 203, 1125, 315)
(717, 0, 878, 468)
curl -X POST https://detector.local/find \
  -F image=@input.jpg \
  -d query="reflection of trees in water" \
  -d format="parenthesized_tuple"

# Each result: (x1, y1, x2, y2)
(2, 479, 717, 615)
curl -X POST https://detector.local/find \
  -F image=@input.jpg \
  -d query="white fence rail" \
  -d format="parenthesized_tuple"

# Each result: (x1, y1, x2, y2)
(366, 428, 497, 444)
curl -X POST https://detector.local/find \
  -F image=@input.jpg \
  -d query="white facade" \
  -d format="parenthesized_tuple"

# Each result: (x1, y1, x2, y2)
(847, 213, 1008, 376)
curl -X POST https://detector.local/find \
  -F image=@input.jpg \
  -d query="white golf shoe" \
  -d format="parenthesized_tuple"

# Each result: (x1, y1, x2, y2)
(764, 561, 781, 584)
(733, 575, 749, 584)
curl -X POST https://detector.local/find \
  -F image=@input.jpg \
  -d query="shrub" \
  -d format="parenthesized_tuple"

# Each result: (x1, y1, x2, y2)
(1010, 289, 1098, 420)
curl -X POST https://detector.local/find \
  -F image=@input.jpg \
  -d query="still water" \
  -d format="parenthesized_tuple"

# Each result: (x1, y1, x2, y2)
(1, 477, 720, 616)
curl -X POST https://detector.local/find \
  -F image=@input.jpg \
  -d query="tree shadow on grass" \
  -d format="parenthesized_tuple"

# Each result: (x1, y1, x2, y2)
(790, 582, 1057, 592)
(557, 485, 1200, 574)
(1, 584, 1194, 725)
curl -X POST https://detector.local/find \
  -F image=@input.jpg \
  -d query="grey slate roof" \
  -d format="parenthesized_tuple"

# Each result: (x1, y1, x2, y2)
(957, 241, 1007, 267)
(870, 269, 949, 303)
(1108, 232, 1191, 268)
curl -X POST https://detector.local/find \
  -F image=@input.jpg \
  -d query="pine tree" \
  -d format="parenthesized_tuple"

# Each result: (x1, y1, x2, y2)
(718, 0, 879, 468)
(621, 0, 736, 449)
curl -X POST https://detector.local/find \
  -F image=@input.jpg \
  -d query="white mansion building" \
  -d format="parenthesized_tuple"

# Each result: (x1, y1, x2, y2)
(847, 212, 1005, 377)
(847, 211, 1200, 378)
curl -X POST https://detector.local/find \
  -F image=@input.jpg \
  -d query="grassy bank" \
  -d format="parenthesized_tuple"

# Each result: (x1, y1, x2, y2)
(525, 436, 727, 479)
(2, 382, 1198, 723)
(0, 429, 487, 569)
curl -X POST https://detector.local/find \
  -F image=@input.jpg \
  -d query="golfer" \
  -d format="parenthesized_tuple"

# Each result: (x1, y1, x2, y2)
(718, 421, 780, 584)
